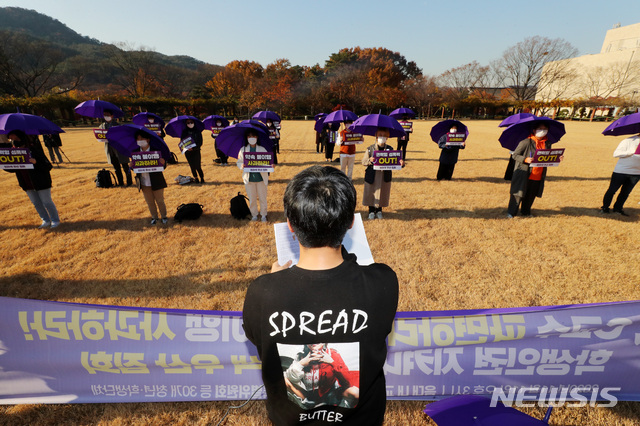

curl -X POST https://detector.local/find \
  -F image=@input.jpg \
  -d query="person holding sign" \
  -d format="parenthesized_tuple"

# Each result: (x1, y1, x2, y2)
(211, 118, 229, 166)
(237, 130, 270, 222)
(4, 130, 60, 228)
(101, 110, 132, 187)
(181, 119, 205, 183)
(397, 114, 412, 161)
(336, 121, 359, 179)
(362, 128, 404, 219)
(507, 123, 564, 218)
(600, 133, 640, 216)
(130, 130, 168, 225)
(436, 124, 466, 181)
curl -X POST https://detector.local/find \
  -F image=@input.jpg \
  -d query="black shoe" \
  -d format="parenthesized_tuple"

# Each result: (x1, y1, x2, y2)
(613, 209, 629, 216)
(200, 177, 205, 183)
(600, 207, 610, 213)
(194, 177, 200, 183)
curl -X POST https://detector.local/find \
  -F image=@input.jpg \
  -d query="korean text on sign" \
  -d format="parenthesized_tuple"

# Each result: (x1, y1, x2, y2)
(530, 148, 565, 167)
(243, 152, 274, 172)
(131, 151, 164, 173)
(0, 148, 33, 170)
(373, 150, 403, 170)
(445, 133, 466, 146)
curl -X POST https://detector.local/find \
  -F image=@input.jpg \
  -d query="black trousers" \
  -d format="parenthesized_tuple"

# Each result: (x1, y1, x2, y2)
(602, 172, 640, 211)
(112, 157, 132, 186)
(508, 179, 542, 216)
(185, 149, 204, 180)
(437, 163, 455, 180)
(397, 139, 408, 160)
(325, 143, 335, 160)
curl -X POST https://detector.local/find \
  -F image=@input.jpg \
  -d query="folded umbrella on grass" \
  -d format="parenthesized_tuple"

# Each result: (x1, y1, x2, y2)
(74, 100, 124, 119)
(106, 124, 171, 160)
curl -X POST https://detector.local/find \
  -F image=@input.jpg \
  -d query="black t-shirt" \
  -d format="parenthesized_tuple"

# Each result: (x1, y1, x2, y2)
(242, 252, 399, 425)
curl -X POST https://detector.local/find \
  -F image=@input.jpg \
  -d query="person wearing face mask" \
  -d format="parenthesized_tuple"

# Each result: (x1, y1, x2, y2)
(336, 120, 357, 179)
(100, 110, 133, 187)
(130, 131, 168, 225)
(237, 130, 270, 221)
(180, 118, 205, 183)
(436, 125, 466, 181)
(507, 123, 563, 218)
(4, 130, 60, 228)
(266, 119, 280, 165)
(212, 119, 229, 166)
(362, 128, 404, 219)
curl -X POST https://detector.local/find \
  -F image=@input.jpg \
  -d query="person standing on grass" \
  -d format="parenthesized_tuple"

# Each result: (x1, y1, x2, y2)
(242, 165, 398, 425)
(362, 128, 404, 219)
(237, 129, 270, 222)
(325, 124, 337, 162)
(181, 118, 205, 183)
(507, 122, 563, 218)
(396, 114, 411, 161)
(337, 120, 356, 179)
(130, 130, 168, 225)
(43, 133, 63, 164)
(436, 124, 465, 181)
(5, 130, 60, 228)
(101, 110, 132, 187)
(600, 133, 640, 216)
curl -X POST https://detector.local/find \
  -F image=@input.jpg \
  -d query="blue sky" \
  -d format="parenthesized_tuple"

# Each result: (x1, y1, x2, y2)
(2, 0, 639, 76)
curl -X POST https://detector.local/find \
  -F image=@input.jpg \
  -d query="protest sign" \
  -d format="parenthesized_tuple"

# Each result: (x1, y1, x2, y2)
(399, 121, 413, 133)
(530, 148, 565, 167)
(144, 123, 162, 136)
(0, 148, 33, 170)
(131, 151, 164, 173)
(341, 131, 364, 145)
(210, 127, 224, 138)
(93, 129, 108, 142)
(373, 150, 403, 170)
(178, 137, 196, 154)
(243, 152, 274, 172)
(445, 133, 467, 147)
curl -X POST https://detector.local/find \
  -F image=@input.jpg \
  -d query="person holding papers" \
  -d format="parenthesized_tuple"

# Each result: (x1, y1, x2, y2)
(181, 118, 204, 183)
(507, 122, 563, 218)
(361, 128, 404, 219)
(436, 124, 465, 181)
(337, 121, 357, 179)
(5, 130, 60, 228)
(600, 133, 640, 216)
(237, 129, 270, 222)
(101, 110, 132, 187)
(130, 130, 168, 225)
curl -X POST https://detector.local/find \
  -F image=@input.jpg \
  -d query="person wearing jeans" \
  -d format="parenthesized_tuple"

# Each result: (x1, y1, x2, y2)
(601, 134, 640, 216)
(237, 130, 270, 222)
(130, 131, 168, 225)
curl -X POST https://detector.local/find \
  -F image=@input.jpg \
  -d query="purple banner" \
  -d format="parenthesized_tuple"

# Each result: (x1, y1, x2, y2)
(243, 152, 274, 172)
(131, 151, 163, 173)
(144, 123, 162, 136)
(373, 150, 403, 170)
(445, 133, 466, 146)
(93, 129, 108, 142)
(178, 137, 196, 154)
(0, 148, 33, 170)
(341, 131, 364, 145)
(1, 297, 639, 404)
(399, 121, 413, 133)
(210, 127, 224, 138)
(530, 148, 565, 167)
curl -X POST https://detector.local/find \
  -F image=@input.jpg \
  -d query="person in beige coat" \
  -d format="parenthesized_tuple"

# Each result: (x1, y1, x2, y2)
(361, 128, 404, 219)
(237, 129, 270, 222)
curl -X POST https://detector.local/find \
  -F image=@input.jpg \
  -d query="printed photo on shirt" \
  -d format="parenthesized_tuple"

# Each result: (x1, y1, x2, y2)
(277, 342, 360, 410)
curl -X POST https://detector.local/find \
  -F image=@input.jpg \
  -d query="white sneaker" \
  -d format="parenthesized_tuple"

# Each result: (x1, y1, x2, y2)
(251, 216, 258, 221)
(368, 212, 375, 220)
(50, 221, 60, 228)
(376, 211, 383, 219)
(261, 216, 267, 222)
(38, 221, 51, 229)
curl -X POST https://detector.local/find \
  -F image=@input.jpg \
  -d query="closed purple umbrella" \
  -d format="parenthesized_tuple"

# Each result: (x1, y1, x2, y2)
(165, 115, 204, 138)
(430, 120, 468, 142)
(602, 112, 640, 136)
(252, 110, 281, 123)
(132, 112, 165, 128)
(324, 109, 358, 125)
(389, 107, 416, 119)
(106, 124, 171, 160)
(74, 100, 124, 119)
(0, 113, 64, 135)
(349, 113, 406, 138)
(203, 115, 230, 130)
(498, 116, 565, 151)
(215, 120, 272, 158)
(499, 113, 536, 128)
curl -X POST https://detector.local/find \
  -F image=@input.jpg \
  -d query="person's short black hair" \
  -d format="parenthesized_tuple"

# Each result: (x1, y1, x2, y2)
(134, 130, 150, 140)
(283, 166, 356, 248)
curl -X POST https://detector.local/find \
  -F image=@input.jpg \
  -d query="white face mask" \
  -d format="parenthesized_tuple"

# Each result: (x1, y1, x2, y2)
(535, 129, 548, 138)
(186, 123, 194, 129)
(248, 137, 257, 145)
(137, 140, 148, 147)
(377, 136, 387, 146)
(450, 128, 457, 134)
(104, 116, 112, 122)
(148, 118, 155, 123)
(216, 122, 221, 127)
(267, 122, 273, 127)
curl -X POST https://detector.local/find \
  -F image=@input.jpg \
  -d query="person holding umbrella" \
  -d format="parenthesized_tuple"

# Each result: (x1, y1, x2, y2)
(436, 123, 466, 181)
(4, 130, 60, 228)
(336, 120, 357, 179)
(181, 118, 205, 183)
(101, 110, 132, 187)
(600, 133, 640, 216)
(129, 130, 168, 225)
(237, 129, 270, 222)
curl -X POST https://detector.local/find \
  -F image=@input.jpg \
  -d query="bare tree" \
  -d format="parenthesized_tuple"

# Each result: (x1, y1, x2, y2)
(438, 61, 490, 110)
(102, 42, 161, 98)
(493, 36, 578, 101)
(580, 57, 640, 100)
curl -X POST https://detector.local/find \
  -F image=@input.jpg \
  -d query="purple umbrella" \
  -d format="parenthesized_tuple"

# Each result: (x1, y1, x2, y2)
(349, 114, 406, 138)
(132, 112, 165, 128)
(498, 116, 565, 151)
(430, 120, 469, 143)
(215, 120, 273, 158)
(389, 107, 416, 119)
(324, 109, 358, 125)
(0, 113, 64, 135)
(203, 115, 230, 130)
(314, 113, 327, 121)
(106, 124, 171, 160)
(252, 110, 281, 124)
(314, 115, 327, 133)
(499, 113, 536, 128)
(165, 115, 205, 138)
(602, 112, 640, 136)
(74, 100, 124, 119)
(423, 395, 551, 425)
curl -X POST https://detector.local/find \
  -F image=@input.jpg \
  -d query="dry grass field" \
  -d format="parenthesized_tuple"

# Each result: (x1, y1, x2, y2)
(1, 119, 639, 425)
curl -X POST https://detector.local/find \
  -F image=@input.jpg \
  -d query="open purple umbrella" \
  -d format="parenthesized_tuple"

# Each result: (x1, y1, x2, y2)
(389, 107, 416, 119)
(424, 395, 552, 425)
(132, 112, 165, 128)
(203, 115, 230, 130)
(602, 112, 640, 136)
(314, 115, 328, 133)
(164, 115, 204, 138)
(215, 120, 273, 158)
(0, 113, 64, 135)
(74, 100, 124, 119)
(349, 113, 406, 138)
(499, 112, 536, 128)
(314, 113, 327, 121)
(498, 116, 565, 151)
(324, 109, 358, 125)
(105, 124, 171, 160)
(252, 110, 281, 123)
(430, 120, 468, 142)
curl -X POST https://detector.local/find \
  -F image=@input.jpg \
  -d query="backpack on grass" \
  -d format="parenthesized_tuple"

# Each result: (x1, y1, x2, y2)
(174, 203, 203, 223)
(95, 169, 116, 188)
(166, 152, 179, 165)
(230, 192, 251, 220)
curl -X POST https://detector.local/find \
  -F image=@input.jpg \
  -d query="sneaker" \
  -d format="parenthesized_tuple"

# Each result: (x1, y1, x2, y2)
(261, 216, 267, 222)
(613, 209, 629, 216)
(150, 218, 157, 225)
(38, 220, 51, 229)
(50, 221, 60, 228)
(251, 216, 258, 221)
(506, 213, 514, 219)
(600, 207, 610, 214)
(368, 212, 375, 220)
(161, 218, 169, 224)
(376, 211, 383, 219)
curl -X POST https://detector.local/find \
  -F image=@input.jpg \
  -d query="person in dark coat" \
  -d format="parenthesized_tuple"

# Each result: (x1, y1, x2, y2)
(181, 118, 204, 183)
(130, 130, 168, 225)
(43, 133, 63, 164)
(436, 124, 465, 180)
(101, 110, 132, 186)
(5, 130, 60, 228)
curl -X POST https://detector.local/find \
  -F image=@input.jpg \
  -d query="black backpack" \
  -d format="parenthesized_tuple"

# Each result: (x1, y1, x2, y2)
(95, 169, 116, 188)
(230, 192, 251, 219)
(166, 152, 179, 165)
(174, 203, 203, 223)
